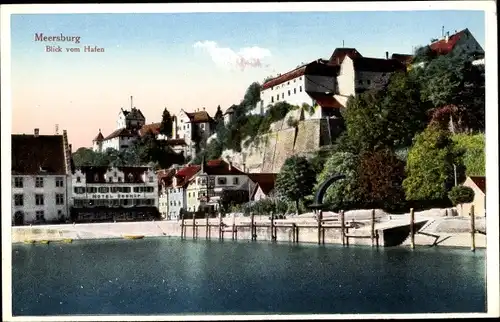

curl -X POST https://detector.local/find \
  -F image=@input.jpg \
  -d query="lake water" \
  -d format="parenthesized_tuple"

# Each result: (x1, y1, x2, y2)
(12, 238, 486, 316)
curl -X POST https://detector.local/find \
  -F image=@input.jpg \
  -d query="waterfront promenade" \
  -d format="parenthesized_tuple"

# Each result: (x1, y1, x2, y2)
(11, 208, 486, 248)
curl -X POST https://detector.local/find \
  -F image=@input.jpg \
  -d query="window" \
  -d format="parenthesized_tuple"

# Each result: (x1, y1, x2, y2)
(55, 177, 64, 187)
(294, 88, 297, 94)
(281, 93, 284, 99)
(35, 177, 44, 188)
(122, 187, 131, 193)
(99, 187, 109, 193)
(118, 177, 122, 182)
(36, 211, 45, 221)
(299, 86, 303, 92)
(35, 194, 44, 206)
(358, 80, 363, 85)
(217, 177, 227, 185)
(299, 77, 302, 80)
(271, 96, 274, 103)
(114, 172, 117, 177)
(294, 79, 296, 83)
(288, 90, 291, 96)
(76, 176, 81, 183)
(233, 177, 239, 185)
(14, 194, 23, 206)
(14, 177, 23, 188)
(276, 94, 279, 101)
(108, 177, 113, 183)
(149, 176, 154, 183)
(56, 193, 64, 205)
(133, 187, 140, 193)
(287, 81, 290, 85)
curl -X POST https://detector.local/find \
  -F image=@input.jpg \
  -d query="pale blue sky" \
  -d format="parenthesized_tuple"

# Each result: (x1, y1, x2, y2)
(10, 10, 485, 148)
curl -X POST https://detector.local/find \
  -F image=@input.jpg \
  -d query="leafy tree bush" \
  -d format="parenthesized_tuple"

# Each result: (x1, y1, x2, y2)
(159, 108, 173, 138)
(403, 124, 466, 202)
(357, 149, 407, 212)
(452, 133, 485, 176)
(275, 155, 317, 214)
(448, 185, 475, 216)
(315, 151, 361, 211)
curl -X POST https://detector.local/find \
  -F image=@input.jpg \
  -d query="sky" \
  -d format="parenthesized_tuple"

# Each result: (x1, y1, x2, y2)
(8, 8, 486, 149)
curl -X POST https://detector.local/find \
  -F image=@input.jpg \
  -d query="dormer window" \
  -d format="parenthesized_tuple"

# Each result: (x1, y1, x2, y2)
(149, 176, 154, 183)
(114, 172, 117, 177)
(108, 177, 113, 183)
(128, 173, 134, 182)
(118, 177, 122, 183)
(76, 176, 81, 183)
(94, 174, 99, 182)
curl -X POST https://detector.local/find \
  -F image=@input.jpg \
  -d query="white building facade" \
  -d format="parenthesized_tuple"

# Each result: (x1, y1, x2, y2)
(71, 166, 159, 222)
(12, 129, 73, 225)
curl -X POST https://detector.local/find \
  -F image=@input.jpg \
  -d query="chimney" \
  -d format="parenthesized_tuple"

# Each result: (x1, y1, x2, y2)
(228, 161, 232, 171)
(385, 51, 389, 59)
(446, 31, 450, 42)
(34, 128, 39, 137)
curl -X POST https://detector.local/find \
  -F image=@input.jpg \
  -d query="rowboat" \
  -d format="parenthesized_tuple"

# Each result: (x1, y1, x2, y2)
(123, 235, 145, 240)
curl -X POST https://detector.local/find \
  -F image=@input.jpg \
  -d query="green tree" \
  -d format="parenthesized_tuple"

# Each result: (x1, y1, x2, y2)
(403, 124, 466, 202)
(275, 155, 317, 215)
(452, 133, 485, 176)
(72, 147, 98, 167)
(448, 185, 475, 216)
(315, 151, 361, 211)
(214, 105, 223, 124)
(357, 149, 407, 212)
(159, 108, 173, 138)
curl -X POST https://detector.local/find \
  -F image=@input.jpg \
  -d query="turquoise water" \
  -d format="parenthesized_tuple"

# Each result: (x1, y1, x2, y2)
(12, 238, 486, 315)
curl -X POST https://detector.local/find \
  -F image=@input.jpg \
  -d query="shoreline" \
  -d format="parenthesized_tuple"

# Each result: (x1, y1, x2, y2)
(11, 212, 487, 249)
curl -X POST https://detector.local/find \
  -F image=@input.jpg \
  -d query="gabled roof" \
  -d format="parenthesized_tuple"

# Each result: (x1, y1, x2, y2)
(351, 57, 405, 73)
(75, 166, 151, 183)
(224, 105, 236, 115)
(174, 165, 201, 187)
(139, 123, 161, 136)
(468, 176, 486, 194)
(328, 48, 363, 66)
(248, 173, 277, 196)
(203, 159, 246, 176)
(308, 92, 343, 109)
(391, 53, 414, 65)
(103, 128, 138, 141)
(12, 134, 67, 175)
(93, 130, 104, 142)
(126, 107, 145, 120)
(186, 111, 213, 124)
(261, 60, 338, 90)
(429, 29, 466, 55)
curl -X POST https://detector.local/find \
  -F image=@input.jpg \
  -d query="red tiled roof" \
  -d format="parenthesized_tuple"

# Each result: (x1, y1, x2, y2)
(352, 57, 405, 73)
(391, 53, 414, 65)
(75, 166, 152, 183)
(12, 134, 67, 175)
(203, 159, 245, 176)
(174, 165, 201, 187)
(93, 131, 104, 141)
(103, 128, 138, 140)
(248, 173, 277, 196)
(262, 60, 340, 90)
(308, 92, 343, 109)
(328, 48, 363, 66)
(469, 176, 486, 194)
(186, 111, 213, 124)
(429, 30, 465, 55)
(139, 123, 161, 136)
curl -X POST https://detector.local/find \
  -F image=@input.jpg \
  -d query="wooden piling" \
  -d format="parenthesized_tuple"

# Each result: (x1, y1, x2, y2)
(296, 226, 299, 243)
(270, 213, 275, 241)
(180, 213, 185, 239)
(205, 214, 209, 239)
(371, 209, 375, 247)
(410, 208, 415, 249)
(218, 212, 222, 240)
(292, 223, 296, 243)
(470, 205, 476, 252)
(232, 214, 236, 241)
(250, 213, 255, 240)
(340, 210, 345, 246)
(317, 210, 322, 245)
(193, 215, 196, 239)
